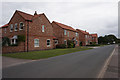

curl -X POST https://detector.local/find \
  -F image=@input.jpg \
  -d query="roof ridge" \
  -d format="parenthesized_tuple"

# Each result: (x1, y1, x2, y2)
(16, 10, 33, 16)
(53, 21, 76, 31)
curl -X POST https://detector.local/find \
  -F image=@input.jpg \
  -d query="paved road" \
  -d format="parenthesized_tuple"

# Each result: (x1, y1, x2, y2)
(3, 45, 116, 78)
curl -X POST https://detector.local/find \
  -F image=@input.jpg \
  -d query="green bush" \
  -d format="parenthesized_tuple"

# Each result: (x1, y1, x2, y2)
(56, 44, 66, 48)
(79, 42, 82, 46)
(67, 40, 74, 48)
(2, 37, 10, 46)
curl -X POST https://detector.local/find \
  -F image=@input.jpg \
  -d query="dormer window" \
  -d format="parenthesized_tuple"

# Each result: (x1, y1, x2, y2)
(42, 25, 45, 32)
(19, 22, 24, 30)
(10, 24, 13, 32)
(14, 23, 18, 31)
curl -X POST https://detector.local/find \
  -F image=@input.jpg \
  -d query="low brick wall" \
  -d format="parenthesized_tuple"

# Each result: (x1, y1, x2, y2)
(2, 42, 25, 54)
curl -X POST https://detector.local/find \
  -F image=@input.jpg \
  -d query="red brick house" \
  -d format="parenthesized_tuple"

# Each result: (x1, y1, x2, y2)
(52, 21, 79, 47)
(1, 10, 54, 53)
(76, 29, 98, 46)
(76, 29, 91, 46)
(91, 34, 98, 44)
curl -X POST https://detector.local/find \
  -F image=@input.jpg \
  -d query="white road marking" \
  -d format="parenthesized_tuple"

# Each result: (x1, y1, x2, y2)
(97, 45, 117, 79)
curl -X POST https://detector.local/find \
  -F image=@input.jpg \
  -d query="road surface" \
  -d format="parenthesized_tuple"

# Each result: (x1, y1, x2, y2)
(2, 45, 116, 78)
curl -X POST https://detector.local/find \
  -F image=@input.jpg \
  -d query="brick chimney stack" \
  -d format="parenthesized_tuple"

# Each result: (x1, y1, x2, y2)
(34, 11, 37, 15)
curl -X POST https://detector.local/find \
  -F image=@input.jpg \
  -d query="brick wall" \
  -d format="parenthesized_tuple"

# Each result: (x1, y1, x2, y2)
(76, 29, 86, 46)
(2, 11, 54, 53)
(2, 42, 25, 53)
(52, 22, 79, 47)
(28, 14, 54, 51)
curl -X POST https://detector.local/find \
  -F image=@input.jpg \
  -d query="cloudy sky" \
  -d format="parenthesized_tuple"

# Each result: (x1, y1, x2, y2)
(0, 0, 119, 37)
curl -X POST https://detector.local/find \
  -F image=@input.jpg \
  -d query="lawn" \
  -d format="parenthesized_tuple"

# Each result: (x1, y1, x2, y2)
(2, 47, 92, 60)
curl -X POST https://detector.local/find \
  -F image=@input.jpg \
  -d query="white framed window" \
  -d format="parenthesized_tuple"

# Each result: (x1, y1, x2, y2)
(34, 39, 39, 47)
(64, 30, 66, 35)
(76, 40, 78, 44)
(76, 32, 78, 36)
(10, 24, 13, 32)
(4, 28, 6, 33)
(19, 22, 24, 30)
(42, 25, 45, 32)
(14, 23, 18, 31)
(67, 32, 69, 37)
(55, 40, 58, 45)
(47, 39, 50, 47)
(85, 35, 87, 39)
(64, 40, 67, 45)
(11, 39, 14, 45)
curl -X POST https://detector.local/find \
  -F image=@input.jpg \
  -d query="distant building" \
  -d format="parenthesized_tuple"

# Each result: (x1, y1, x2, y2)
(76, 29, 98, 46)
(91, 34, 98, 44)
(76, 29, 90, 46)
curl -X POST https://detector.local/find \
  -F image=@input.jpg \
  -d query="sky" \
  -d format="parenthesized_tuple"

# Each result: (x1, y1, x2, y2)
(0, 0, 119, 38)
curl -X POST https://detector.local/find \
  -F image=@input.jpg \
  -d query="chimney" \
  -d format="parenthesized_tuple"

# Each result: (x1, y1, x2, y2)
(34, 11, 37, 15)
(85, 30, 86, 32)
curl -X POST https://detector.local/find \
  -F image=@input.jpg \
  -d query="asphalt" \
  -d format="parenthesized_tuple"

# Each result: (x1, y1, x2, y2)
(2, 45, 116, 78)
(2, 56, 33, 68)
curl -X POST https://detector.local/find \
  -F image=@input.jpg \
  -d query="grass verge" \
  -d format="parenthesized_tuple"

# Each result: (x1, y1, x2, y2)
(2, 47, 92, 60)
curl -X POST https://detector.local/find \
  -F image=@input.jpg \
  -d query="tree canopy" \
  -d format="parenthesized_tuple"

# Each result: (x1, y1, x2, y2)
(98, 34, 118, 44)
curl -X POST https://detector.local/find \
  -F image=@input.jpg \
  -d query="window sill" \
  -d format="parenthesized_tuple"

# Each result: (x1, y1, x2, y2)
(47, 45, 50, 47)
(34, 46, 39, 47)
(19, 29, 23, 30)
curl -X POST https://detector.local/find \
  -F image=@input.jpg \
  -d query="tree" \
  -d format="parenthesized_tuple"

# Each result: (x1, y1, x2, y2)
(98, 34, 118, 44)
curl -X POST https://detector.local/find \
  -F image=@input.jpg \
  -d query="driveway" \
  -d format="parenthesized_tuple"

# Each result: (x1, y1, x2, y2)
(2, 56, 33, 68)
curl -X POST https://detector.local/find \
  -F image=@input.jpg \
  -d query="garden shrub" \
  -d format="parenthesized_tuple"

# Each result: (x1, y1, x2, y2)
(2, 37, 10, 46)
(67, 40, 75, 48)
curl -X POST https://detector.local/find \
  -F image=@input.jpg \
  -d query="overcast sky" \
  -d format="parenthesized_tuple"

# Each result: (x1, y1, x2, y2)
(0, 0, 119, 37)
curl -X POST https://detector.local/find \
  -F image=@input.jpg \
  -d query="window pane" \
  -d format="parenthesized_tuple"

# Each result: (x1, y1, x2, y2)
(68, 32, 69, 37)
(42, 25, 44, 32)
(34, 39, 39, 47)
(64, 40, 66, 44)
(10, 24, 13, 31)
(47, 39, 50, 46)
(15, 23, 17, 31)
(64, 30, 66, 35)
(20, 22, 24, 30)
